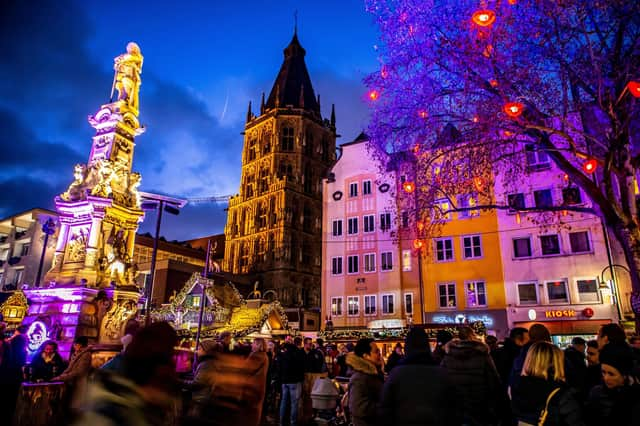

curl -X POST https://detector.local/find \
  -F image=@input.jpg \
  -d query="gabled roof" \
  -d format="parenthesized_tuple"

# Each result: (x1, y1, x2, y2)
(265, 32, 320, 113)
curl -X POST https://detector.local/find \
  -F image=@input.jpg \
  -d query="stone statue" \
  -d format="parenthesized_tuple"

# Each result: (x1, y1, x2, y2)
(127, 172, 142, 207)
(112, 42, 143, 111)
(61, 164, 88, 201)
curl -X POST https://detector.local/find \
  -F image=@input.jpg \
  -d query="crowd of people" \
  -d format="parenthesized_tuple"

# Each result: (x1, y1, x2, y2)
(1, 320, 640, 426)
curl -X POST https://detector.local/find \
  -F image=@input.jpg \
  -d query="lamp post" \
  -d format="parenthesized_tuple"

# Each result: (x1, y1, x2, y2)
(35, 218, 56, 288)
(193, 239, 212, 368)
(139, 192, 186, 325)
(600, 263, 628, 325)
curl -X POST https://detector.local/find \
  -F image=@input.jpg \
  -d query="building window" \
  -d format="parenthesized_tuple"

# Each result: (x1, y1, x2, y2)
(540, 234, 561, 255)
(534, 189, 553, 208)
(513, 237, 532, 258)
(380, 213, 392, 231)
(569, 231, 591, 253)
(331, 257, 343, 275)
(382, 294, 394, 314)
(331, 297, 343, 316)
(347, 217, 358, 235)
(332, 220, 343, 237)
(349, 182, 358, 197)
(462, 235, 482, 259)
(433, 199, 452, 221)
(435, 238, 454, 262)
(401, 211, 409, 228)
(20, 243, 30, 257)
(348, 296, 360, 316)
(562, 187, 582, 205)
(465, 281, 487, 307)
(404, 293, 413, 315)
(546, 280, 569, 303)
(577, 279, 599, 302)
(363, 180, 372, 195)
(525, 144, 551, 170)
(281, 126, 294, 151)
(363, 215, 375, 233)
(347, 255, 359, 274)
(517, 283, 538, 305)
(457, 194, 479, 218)
(248, 138, 257, 161)
(402, 250, 412, 272)
(438, 283, 456, 308)
(363, 253, 376, 273)
(508, 193, 526, 211)
(0, 248, 9, 261)
(364, 295, 376, 315)
(381, 252, 393, 271)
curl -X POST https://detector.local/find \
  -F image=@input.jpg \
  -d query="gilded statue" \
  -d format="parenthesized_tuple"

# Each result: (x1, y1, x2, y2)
(112, 42, 143, 112)
(249, 281, 262, 299)
(61, 164, 88, 201)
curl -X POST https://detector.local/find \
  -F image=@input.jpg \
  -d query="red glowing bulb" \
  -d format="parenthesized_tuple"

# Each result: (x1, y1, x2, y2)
(489, 79, 498, 87)
(418, 110, 428, 119)
(582, 159, 597, 174)
(504, 102, 524, 118)
(628, 81, 640, 98)
(472, 116, 479, 123)
(368, 90, 380, 101)
(508, 0, 516, 4)
(403, 181, 416, 193)
(472, 10, 496, 27)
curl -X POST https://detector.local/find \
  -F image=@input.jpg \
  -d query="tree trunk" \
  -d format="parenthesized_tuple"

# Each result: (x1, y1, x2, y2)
(609, 222, 640, 333)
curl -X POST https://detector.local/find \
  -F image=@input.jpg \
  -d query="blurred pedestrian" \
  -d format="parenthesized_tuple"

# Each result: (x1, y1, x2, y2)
(441, 326, 504, 425)
(384, 342, 404, 374)
(586, 342, 640, 425)
(277, 339, 304, 426)
(101, 333, 134, 373)
(301, 337, 328, 423)
(492, 327, 529, 389)
(380, 328, 459, 425)
(511, 341, 583, 426)
(596, 323, 626, 349)
(53, 335, 92, 383)
(183, 339, 218, 420)
(432, 330, 453, 364)
(485, 335, 499, 353)
(510, 323, 551, 387)
(346, 338, 383, 426)
(30, 340, 66, 382)
(0, 324, 28, 425)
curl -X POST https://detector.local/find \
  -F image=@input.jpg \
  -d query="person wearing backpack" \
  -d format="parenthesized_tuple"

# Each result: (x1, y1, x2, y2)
(511, 341, 584, 426)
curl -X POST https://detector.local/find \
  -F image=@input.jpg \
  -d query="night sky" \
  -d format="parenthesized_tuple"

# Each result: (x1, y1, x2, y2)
(0, 0, 378, 240)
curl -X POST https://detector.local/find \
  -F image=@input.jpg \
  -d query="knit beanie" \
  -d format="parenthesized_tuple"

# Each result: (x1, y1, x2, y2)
(599, 342, 634, 376)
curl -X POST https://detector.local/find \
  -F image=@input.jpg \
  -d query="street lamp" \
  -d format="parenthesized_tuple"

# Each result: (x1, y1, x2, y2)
(599, 263, 628, 323)
(35, 218, 56, 288)
(139, 191, 186, 325)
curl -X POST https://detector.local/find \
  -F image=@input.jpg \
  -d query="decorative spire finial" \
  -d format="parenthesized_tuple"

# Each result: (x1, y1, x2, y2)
(331, 104, 336, 128)
(260, 92, 265, 114)
(246, 100, 253, 123)
(294, 10, 298, 36)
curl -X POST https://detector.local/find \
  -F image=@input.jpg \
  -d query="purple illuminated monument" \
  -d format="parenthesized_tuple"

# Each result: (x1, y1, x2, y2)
(22, 43, 147, 358)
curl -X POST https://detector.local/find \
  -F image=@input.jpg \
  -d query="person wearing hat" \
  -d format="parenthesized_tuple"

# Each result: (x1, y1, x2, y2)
(52, 335, 92, 384)
(586, 342, 640, 425)
(380, 327, 459, 425)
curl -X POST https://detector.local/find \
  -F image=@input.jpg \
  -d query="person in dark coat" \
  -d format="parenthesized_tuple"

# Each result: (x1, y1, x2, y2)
(347, 338, 383, 426)
(380, 328, 459, 425)
(384, 342, 404, 374)
(584, 340, 602, 391)
(586, 342, 640, 426)
(491, 327, 529, 389)
(1, 325, 28, 425)
(277, 340, 305, 426)
(432, 330, 453, 364)
(30, 340, 66, 382)
(511, 341, 584, 426)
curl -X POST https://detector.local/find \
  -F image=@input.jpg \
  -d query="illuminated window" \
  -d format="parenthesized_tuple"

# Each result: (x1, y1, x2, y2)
(192, 295, 201, 308)
(433, 199, 452, 221)
(457, 194, 479, 219)
(347, 296, 360, 316)
(438, 283, 456, 308)
(517, 283, 538, 305)
(402, 250, 412, 271)
(363, 253, 376, 273)
(546, 280, 569, 303)
(465, 281, 487, 307)
(382, 294, 394, 314)
(577, 279, 599, 302)
(331, 297, 343, 316)
(364, 295, 376, 315)
(435, 238, 454, 262)
(462, 235, 482, 259)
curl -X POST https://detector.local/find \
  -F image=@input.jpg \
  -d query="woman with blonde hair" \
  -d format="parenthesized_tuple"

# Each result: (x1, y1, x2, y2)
(511, 341, 583, 425)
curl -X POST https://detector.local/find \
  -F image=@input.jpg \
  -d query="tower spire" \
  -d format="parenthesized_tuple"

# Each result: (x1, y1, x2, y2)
(260, 92, 265, 114)
(331, 103, 336, 128)
(294, 10, 298, 36)
(246, 100, 253, 123)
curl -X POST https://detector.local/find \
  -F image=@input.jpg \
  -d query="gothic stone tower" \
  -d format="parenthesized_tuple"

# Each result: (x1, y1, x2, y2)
(224, 32, 337, 308)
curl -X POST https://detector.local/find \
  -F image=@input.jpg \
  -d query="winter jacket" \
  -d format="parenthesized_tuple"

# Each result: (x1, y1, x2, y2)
(73, 369, 171, 426)
(30, 351, 66, 382)
(384, 351, 403, 374)
(183, 355, 216, 409)
(347, 353, 383, 426)
(511, 375, 584, 426)
(380, 351, 459, 426)
(441, 339, 505, 425)
(491, 338, 522, 388)
(303, 348, 325, 373)
(586, 381, 640, 426)
(55, 347, 92, 383)
(277, 344, 304, 384)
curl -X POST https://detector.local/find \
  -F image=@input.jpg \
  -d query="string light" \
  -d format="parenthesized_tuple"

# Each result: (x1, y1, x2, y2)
(402, 181, 416, 193)
(504, 102, 524, 117)
(472, 10, 496, 27)
(628, 81, 640, 98)
(582, 159, 597, 174)
(368, 89, 380, 101)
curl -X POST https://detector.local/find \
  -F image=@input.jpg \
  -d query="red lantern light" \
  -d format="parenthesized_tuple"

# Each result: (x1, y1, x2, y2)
(582, 307, 594, 318)
(489, 79, 498, 87)
(472, 115, 479, 123)
(504, 102, 524, 118)
(418, 110, 428, 119)
(403, 181, 416, 193)
(413, 239, 424, 249)
(628, 81, 640, 98)
(368, 90, 379, 101)
(582, 158, 597, 174)
(472, 10, 496, 27)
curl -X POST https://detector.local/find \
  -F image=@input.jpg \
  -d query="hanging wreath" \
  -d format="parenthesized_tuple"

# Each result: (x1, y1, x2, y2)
(379, 183, 390, 193)
(332, 191, 343, 201)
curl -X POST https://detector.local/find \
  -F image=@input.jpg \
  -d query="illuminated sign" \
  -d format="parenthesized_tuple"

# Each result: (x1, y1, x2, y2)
(27, 320, 48, 353)
(544, 309, 576, 319)
(432, 313, 494, 326)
